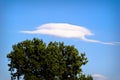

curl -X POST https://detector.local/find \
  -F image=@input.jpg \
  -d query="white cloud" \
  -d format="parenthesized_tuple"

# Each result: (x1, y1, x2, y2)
(92, 74, 108, 80)
(20, 23, 120, 45)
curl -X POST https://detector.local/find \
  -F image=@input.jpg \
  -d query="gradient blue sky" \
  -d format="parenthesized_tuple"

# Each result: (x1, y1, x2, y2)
(0, 0, 120, 80)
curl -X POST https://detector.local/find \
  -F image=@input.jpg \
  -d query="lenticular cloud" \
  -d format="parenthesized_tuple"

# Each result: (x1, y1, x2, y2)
(20, 23, 120, 45)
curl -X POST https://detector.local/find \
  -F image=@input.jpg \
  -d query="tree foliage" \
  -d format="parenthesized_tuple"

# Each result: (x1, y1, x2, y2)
(7, 38, 93, 80)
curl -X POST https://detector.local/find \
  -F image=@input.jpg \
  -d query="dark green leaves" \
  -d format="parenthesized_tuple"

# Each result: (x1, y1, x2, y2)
(7, 38, 92, 80)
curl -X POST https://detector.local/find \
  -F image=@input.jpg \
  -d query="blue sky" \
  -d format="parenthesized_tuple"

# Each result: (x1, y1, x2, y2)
(0, 0, 120, 80)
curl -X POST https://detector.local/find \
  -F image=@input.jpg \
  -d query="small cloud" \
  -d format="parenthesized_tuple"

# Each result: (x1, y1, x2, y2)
(92, 74, 108, 80)
(115, 75, 120, 80)
(20, 23, 120, 45)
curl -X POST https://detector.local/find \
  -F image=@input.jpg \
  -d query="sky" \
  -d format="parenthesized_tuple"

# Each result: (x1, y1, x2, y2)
(0, 0, 120, 80)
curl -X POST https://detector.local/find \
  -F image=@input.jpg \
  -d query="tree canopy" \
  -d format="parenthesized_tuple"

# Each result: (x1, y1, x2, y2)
(7, 38, 93, 80)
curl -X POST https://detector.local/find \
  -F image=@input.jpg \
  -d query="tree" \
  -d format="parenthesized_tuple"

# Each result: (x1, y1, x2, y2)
(7, 38, 93, 80)
(78, 74, 93, 80)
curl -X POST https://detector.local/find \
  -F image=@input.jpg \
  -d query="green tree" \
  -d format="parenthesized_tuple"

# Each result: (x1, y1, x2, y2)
(7, 38, 93, 80)
(78, 74, 93, 80)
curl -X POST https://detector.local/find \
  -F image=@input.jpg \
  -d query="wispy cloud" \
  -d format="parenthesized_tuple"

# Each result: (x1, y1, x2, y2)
(20, 23, 120, 45)
(92, 74, 108, 80)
